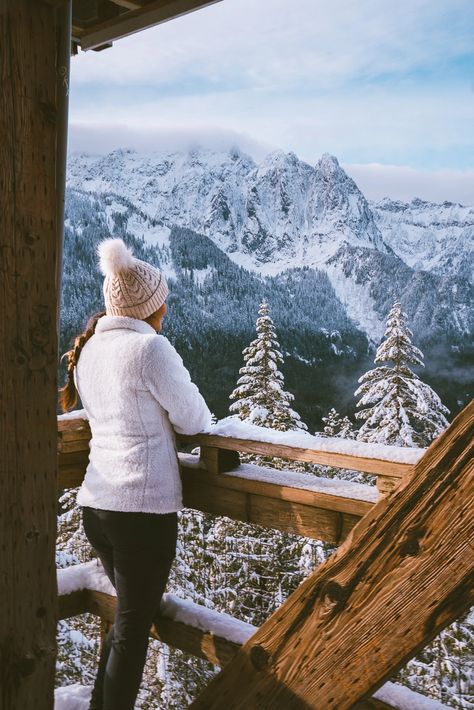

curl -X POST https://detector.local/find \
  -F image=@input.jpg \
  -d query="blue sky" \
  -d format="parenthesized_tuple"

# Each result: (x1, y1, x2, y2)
(69, 0, 474, 202)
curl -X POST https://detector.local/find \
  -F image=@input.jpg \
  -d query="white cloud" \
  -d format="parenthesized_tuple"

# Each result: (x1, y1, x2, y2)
(69, 82, 474, 168)
(67, 0, 474, 201)
(68, 122, 273, 160)
(344, 163, 474, 204)
(71, 0, 474, 90)
(68, 123, 474, 205)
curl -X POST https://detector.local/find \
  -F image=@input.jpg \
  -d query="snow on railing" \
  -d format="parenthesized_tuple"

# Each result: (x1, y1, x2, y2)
(58, 409, 424, 468)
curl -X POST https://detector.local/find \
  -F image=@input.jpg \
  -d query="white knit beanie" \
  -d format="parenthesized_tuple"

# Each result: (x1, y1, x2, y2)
(97, 238, 169, 319)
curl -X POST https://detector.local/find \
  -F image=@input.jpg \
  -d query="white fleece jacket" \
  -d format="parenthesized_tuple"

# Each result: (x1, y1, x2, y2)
(73, 315, 212, 513)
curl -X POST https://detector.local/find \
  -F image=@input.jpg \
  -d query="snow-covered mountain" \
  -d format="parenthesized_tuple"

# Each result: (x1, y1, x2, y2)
(67, 146, 473, 345)
(67, 148, 387, 268)
(372, 197, 474, 285)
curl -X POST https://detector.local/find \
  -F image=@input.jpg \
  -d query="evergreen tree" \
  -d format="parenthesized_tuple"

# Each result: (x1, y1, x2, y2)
(350, 303, 471, 707)
(229, 300, 307, 432)
(315, 408, 374, 486)
(209, 301, 319, 631)
(321, 407, 355, 439)
(355, 301, 450, 447)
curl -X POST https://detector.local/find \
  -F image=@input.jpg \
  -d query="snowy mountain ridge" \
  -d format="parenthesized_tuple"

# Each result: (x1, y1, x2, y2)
(67, 147, 388, 268)
(372, 196, 474, 285)
(66, 146, 473, 344)
(67, 146, 473, 280)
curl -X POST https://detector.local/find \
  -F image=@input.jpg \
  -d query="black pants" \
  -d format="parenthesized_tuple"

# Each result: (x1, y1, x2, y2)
(81, 505, 178, 710)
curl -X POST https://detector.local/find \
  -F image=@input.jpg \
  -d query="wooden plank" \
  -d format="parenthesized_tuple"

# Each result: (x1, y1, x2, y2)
(107, 0, 143, 9)
(57, 589, 90, 620)
(181, 463, 374, 517)
(57, 417, 413, 479)
(190, 401, 474, 709)
(0, 2, 66, 708)
(78, 0, 222, 50)
(200, 445, 240, 474)
(181, 464, 372, 543)
(182, 433, 412, 478)
(56, 420, 377, 539)
(56, 455, 371, 540)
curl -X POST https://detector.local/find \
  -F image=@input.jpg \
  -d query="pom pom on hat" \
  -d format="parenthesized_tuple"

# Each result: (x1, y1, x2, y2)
(97, 237, 135, 276)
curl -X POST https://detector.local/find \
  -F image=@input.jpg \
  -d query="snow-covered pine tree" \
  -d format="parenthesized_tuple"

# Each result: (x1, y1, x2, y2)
(206, 300, 316, 632)
(355, 301, 450, 447)
(321, 407, 355, 439)
(314, 408, 374, 486)
(229, 299, 307, 432)
(351, 303, 471, 707)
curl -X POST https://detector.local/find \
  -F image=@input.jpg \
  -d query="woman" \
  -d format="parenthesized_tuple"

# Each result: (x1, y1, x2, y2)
(59, 237, 212, 710)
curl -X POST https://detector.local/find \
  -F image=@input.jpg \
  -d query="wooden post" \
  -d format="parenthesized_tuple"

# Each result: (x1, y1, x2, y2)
(0, 2, 70, 708)
(190, 401, 474, 709)
(200, 445, 240, 474)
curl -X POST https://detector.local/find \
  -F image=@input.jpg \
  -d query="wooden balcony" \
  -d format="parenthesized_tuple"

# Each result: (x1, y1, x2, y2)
(56, 401, 474, 708)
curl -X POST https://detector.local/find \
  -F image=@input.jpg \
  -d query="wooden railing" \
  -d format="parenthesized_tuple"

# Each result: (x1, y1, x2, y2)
(58, 416, 419, 543)
(56, 404, 474, 709)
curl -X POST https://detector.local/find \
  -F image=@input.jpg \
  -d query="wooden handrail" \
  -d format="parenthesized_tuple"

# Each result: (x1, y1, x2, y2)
(57, 416, 386, 542)
(58, 415, 419, 497)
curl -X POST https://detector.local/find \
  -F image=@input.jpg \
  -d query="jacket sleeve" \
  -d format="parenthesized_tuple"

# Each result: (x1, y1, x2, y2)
(142, 335, 212, 436)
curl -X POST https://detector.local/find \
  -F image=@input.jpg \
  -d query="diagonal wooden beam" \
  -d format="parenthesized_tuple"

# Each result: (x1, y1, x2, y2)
(56, 588, 451, 709)
(107, 0, 143, 9)
(78, 0, 222, 50)
(190, 400, 474, 709)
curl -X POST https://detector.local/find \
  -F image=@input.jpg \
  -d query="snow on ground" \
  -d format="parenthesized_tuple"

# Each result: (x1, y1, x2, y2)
(373, 681, 449, 709)
(325, 258, 385, 342)
(179, 454, 378, 502)
(127, 219, 171, 249)
(58, 408, 88, 421)
(192, 265, 215, 286)
(55, 683, 93, 710)
(54, 679, 449, 710)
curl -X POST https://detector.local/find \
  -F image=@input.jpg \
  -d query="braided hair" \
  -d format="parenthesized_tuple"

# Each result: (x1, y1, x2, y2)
(58, 309, 106, 412)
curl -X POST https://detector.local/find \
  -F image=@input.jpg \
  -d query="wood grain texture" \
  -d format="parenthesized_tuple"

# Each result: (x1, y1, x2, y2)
(57, 420, 375, 541)
(0, 2, 63, 708)
(190, 400, 474, 709)
(181, 433, 411, 478)
(181, 464, 370, 543)
(85, 589, 242, 667)
(56, 589, 443, 709)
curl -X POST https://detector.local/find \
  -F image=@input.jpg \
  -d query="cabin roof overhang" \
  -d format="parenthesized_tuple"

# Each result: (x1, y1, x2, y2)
(63, 0, 222, 53)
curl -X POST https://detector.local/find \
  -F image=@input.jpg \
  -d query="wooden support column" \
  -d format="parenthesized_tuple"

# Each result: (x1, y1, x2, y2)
(191, 400, 474, 709)
(0, 1, 70, 708)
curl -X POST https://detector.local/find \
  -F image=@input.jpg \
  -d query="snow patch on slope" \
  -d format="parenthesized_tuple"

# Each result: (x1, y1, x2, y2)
(324, 259, 384, 341)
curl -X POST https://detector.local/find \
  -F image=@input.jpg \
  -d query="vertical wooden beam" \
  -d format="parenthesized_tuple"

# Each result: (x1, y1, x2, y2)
(55, 0, 71, 337)
(200, 445, 240, 474)
(0, 1, 70, 707)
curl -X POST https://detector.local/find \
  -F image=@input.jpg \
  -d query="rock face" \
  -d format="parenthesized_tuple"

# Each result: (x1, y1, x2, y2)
(67, 146, 473, 346)
(67, 148, 387, 266)
(372, 197, 474, 285)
